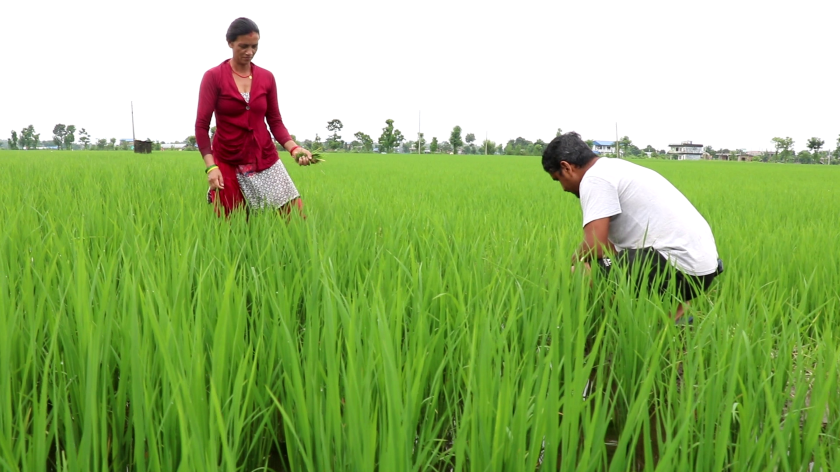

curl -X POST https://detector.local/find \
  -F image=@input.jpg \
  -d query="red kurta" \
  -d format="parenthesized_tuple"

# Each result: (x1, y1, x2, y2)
(195, 59, 294, 213)
(195, 59, 292, 172)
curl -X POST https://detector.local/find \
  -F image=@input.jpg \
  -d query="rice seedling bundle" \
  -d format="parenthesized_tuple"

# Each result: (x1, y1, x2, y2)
(0, 151, 838, 471)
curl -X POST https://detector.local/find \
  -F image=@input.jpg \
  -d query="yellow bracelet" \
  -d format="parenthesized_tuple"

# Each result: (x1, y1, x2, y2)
(205, 165, 219, 174)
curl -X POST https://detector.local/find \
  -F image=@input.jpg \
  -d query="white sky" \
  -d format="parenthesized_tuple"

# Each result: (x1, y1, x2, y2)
(3, 0, 838, 152)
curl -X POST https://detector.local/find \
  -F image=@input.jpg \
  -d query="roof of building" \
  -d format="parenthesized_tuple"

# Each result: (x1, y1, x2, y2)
(668, 143, 703, 147)
(592, 140, 615, 146)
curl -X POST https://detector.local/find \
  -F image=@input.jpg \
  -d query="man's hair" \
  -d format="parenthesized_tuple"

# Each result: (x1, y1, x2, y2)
(226, 17, 260, 43)
(542, 132, 597, 173)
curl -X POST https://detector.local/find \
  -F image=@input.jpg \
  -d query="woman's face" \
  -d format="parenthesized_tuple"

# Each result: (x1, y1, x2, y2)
(229, 32, 259, 65)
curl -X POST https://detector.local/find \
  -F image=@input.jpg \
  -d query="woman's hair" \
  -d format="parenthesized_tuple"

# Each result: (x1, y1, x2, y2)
(542, 132, 598, 173)
(226, 17, 260, 43)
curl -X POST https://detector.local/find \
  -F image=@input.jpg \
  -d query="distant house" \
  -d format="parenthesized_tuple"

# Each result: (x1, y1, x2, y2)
(746, 150, 775, 161)
(161, 143, 188, 150)
(134, 139, 153, 154)
(717, 151, 750, 162)
(667, 141, 703, 160)
(591, 140, 617, 155)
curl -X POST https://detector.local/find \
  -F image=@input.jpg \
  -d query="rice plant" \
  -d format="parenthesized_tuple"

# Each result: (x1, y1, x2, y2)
(0, 151, 837, 471)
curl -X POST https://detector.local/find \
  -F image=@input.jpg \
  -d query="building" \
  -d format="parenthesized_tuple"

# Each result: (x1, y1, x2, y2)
(591, 140, 617, 155)
(717, 151, 750, 162)
(134, 139, 153, 154)
(667, 141, 703, 160)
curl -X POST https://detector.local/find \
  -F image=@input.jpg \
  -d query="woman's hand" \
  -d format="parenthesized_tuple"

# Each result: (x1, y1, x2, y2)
(208, 168, 224, 190)
(293, 148, 313, 166)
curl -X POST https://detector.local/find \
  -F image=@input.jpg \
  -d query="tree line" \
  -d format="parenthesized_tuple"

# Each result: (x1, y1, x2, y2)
(298, 120, 571, 156)
(4, 124, 182, 151)
(5, 122, 840, 165)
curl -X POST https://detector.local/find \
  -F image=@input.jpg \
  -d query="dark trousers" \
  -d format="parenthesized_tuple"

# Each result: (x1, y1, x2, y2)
(597, 247, 723, 302)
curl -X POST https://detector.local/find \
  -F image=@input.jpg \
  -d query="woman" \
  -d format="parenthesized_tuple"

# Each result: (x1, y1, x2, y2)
(195, 17, 312, 216)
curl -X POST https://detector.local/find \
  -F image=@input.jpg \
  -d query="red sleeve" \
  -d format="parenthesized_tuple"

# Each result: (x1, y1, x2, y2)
(265, 73, 292, 146)
(195, 68, 218, 157)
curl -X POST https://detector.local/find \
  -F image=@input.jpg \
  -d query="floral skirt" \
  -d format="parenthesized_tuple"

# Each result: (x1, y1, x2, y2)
(207, 160, 300, 214)
(236, 160, 300, 210)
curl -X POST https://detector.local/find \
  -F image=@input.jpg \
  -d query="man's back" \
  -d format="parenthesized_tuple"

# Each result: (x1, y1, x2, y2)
(580, 158, 718, 276)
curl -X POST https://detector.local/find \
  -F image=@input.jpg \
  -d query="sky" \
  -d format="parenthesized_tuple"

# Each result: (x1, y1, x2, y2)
(2, 0, 839, 152)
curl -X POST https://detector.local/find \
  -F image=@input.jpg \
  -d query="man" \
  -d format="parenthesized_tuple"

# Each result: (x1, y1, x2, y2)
(542, 132, 723, 322)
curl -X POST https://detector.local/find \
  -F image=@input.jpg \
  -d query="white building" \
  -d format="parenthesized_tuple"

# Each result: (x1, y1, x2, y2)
(668, 141, 703, 160)
(591, 140, 617, 155)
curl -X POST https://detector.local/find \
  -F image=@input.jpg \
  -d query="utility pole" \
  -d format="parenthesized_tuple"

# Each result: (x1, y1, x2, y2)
(418, 111, 421, 155)
(131, 101, 136, 142)
(615, 122, 618, 157)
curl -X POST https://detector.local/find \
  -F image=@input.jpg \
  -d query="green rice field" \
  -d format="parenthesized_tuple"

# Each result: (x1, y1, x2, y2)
(1, 151, 838, 471)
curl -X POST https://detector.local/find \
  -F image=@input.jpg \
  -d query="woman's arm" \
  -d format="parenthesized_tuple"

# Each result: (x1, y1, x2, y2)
(265, 73, 292, 147)
(264, 73, 312, 165)
(195, 69, 218, 162)
(195, 69, 224, 189)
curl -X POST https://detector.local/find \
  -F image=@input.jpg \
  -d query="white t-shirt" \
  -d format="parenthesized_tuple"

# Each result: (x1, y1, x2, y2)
(579, 158, 719, 276)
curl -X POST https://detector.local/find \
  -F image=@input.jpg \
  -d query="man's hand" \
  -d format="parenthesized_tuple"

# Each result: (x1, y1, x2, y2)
(571, 260, 592, 274)
(574, 217, 614, 262)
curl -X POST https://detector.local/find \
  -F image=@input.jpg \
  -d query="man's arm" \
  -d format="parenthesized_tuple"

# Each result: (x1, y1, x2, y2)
(573, 217, 615, 264)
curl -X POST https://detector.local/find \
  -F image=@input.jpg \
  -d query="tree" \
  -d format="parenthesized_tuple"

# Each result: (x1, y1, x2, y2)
(449, 126, 464, 155)
(465, 133, 475, 145)
(210, 126, 217, 141)
(504, 139, 517, 155)
(9, 130, 18, 150)
(313, 134, 323, 151)
(439, 140, 453, 154)
(429, 137, 439, 153)
(109, 138, 117, 150)
(806, 137, 824, 163)
(65, 125, 76, 150)
(771, 137, 794, 162)
(532, 139, 546, 156)
(618, 136, 633, 157)
(495, 143, 504, 155)
(326, 119, 343, 151)
(481, 139, 496, 155)
(413, 132, 427, 153)
(585, 139, 595, 148)
(51, 124, 76, 150)
(378, 119, 404, 154)
(832, 134, 840, 165)
(354, 131, 373, 152)
(53, 124, 67, 149)
(20, 125, 37, 150)
(556, 128, 563, 137)
(96, 139, 107, 150)
(78, 128, 90, 150)
(797, 150, 813, 164)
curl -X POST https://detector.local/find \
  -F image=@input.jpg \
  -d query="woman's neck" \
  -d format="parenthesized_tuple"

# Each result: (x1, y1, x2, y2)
(230, 60, 251, 74)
